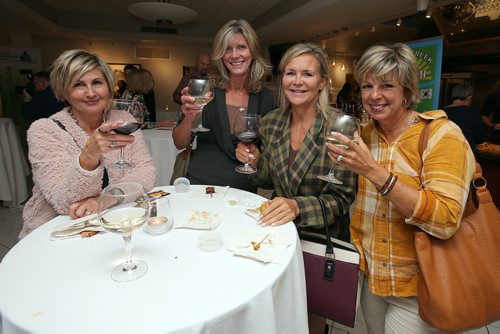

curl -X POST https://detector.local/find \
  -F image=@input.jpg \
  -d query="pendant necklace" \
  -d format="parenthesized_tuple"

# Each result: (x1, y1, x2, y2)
(235, 85, 246, 113)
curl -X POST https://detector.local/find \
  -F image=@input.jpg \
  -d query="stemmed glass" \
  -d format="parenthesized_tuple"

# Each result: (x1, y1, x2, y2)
(104, 99, 144, 169)
(234, 114, 262, 174)
(97, 181, 150, 282)
(318, 112, 360, 184)
(188, 79, 214, 133)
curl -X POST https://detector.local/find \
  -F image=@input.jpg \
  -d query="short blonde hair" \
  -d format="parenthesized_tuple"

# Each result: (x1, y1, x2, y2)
(126, 68, 154, 94)
(50, 49, 114, 102)
(211, 19, 271, 93)
(354, 43, 419, 109)
(277, 43, 334, 118)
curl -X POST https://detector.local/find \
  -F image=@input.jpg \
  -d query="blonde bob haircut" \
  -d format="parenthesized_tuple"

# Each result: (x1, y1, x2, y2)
(50, 49, 115, 102)
(211, 19, 271, 93)
(277, 43, 334, 118)
(354, 43, 419, 109)
(126, 68, 154, 94)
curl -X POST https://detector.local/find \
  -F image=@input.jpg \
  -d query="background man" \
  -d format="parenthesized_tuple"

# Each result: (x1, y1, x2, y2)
(443, 83, 485, 155)
(21, 71, 64, 121)
(173, 52, 211, 105)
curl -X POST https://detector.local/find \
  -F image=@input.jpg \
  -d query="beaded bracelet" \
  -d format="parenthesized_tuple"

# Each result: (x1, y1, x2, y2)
(381, 174, 398, 196)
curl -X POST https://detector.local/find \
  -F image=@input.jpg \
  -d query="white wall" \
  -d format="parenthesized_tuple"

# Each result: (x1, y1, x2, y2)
(33, 37, 211, 115)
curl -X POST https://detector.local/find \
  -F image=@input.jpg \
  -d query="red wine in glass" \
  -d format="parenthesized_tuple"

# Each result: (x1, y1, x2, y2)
(234, 114, 262, 174)
(113, 122, 142, 135)
(104, 99, 144, 169)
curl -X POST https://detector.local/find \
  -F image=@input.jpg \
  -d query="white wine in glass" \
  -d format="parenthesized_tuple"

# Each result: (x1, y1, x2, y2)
(188, 79, 214, 133)
(104, 99, 144, 169)
(318, 112, 360, 184)
(98, 182, 150, 282)
(234, 114, 262, 174)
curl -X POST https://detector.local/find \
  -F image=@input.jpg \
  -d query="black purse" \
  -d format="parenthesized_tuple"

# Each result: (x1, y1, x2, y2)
(299, 197, 361, 328)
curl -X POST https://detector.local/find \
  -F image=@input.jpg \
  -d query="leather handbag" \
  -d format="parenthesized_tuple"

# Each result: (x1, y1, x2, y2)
(299, 197, 362, 328)
(415, 121, 500, 332)
(170, 135, 195, 184)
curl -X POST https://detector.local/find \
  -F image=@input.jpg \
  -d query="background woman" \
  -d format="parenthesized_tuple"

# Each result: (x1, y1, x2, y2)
(20, 49, 156, 238)
(326, 43, 475, 332)
(173, 19, 274, 192)
(121, 68, 156, 126)
(236, 43, 356, 234)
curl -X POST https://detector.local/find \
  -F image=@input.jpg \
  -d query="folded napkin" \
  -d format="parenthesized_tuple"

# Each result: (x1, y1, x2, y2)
(244, 201, 269, 221)
(50, 215, 105, 240)
(175, 210, 222, 230)
(226, 228, 293, 264)
(224, 193, 261, 210)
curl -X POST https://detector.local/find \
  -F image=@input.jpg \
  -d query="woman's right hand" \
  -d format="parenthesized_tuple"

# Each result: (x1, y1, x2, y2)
(79, 121, 135, 171)
(236, 142, 260, 168)
(180, 86, 202, 121)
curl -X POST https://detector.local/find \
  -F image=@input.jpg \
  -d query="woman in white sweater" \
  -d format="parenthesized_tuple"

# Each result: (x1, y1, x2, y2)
(20, 50, 156, 238)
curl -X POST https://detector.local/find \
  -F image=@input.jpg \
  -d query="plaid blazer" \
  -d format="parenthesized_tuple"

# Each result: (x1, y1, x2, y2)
(253, 107, 357, 235)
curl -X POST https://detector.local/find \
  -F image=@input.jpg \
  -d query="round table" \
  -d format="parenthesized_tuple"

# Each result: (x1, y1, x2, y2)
(0, 185, 308, 334)
(0, 118, 30, 207)
(142, 129, 180, 186)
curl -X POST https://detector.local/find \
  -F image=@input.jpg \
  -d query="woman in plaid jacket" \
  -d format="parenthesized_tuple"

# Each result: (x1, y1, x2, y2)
(236, 43, 357, 235)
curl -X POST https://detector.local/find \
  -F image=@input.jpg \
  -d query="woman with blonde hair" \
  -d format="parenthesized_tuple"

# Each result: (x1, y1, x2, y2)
(173, 19, 275, 191)
(235, 42, 356, 233)
(326, 43, 475, 332)
(20, 49, 156, 238)
(121, 68, 157, 127)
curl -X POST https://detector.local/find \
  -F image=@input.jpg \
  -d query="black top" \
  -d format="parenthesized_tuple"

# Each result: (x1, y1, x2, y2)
(444, 105, 485, 155)
(185, 88, 275, 192)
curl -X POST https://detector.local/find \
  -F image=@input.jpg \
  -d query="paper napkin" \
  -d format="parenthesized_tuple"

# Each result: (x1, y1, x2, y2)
(226, 228, 293, 264)
(175, 210, 222, 230)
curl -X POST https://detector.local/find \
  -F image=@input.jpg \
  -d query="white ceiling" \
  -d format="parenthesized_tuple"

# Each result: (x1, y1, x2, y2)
(0, 0, 460, 55)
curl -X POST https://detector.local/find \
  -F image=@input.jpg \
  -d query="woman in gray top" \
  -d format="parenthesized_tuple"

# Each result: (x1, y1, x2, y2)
(173, 19, 274, 192)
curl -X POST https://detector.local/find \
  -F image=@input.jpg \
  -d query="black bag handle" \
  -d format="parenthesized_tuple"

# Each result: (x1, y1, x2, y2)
(318, 197, 335, 281)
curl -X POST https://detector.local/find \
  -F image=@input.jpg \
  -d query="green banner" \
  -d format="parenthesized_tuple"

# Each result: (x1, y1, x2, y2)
(407, 37, 443, 112)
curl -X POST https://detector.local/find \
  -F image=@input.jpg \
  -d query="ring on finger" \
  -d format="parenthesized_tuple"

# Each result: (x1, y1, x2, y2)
(337, 154, 344, 162)
(85, 211, 91, 215)
(110, 140, 116, 148)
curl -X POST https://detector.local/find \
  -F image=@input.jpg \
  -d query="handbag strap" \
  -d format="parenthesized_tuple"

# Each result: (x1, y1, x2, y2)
(417, 118, 484, 216)
(318, 197, 335, 281)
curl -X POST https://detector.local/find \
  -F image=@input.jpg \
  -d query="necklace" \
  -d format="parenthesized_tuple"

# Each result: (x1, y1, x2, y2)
(68, 107, 85, 132)
(234, 85, 246, 113)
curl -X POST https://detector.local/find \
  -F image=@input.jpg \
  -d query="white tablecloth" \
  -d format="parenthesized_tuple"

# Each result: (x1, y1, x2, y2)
(0, 185, 309, 334)
(142, 129, 180, 186)
(0, 118, 30, 207)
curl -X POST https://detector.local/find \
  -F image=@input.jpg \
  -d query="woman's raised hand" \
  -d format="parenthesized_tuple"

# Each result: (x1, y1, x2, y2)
(180, 86, 202, 119)
(325, 131, 377, 177)
(79, 121, 135, 171)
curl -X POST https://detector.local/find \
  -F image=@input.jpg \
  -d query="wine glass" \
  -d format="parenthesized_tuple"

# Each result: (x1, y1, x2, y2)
(318, 112, 360, 184)
(97, 181, 150, 282)
(104, 99, 144, 169)
(234, 114, 262, 174)
(188, 79, 214, 132)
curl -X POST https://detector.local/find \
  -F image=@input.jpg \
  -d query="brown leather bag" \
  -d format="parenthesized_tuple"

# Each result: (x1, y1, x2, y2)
(415, 120, 500, 332)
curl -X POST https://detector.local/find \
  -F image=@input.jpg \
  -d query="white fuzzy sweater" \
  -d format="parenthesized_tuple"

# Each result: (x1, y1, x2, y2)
(20, 108, 157, 238)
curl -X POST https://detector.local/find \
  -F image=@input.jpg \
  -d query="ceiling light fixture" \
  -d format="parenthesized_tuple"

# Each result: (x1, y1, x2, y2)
(396, 16, 402, 26)
(332, 57, 336, 66)
(128, 1, 198, 25)
(355, 29, 360, 36)
(341, 63, 345, 71)
(371, 25, 376, 32)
